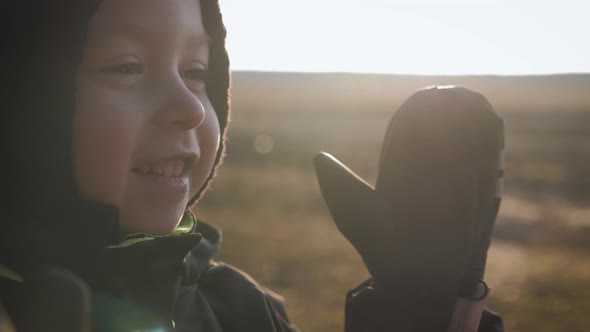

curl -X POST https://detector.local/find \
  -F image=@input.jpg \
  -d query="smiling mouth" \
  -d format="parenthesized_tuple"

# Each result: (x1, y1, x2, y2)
(133, 158, 191, 177)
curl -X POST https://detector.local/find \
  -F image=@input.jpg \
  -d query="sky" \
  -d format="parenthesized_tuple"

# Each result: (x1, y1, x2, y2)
(219, 0, 590, 75)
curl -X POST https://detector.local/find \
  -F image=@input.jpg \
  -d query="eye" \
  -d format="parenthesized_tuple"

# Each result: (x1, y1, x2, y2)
(101, 61, 143, 76)
(182, 64, 208, 90)
(184, 68, 208, 81)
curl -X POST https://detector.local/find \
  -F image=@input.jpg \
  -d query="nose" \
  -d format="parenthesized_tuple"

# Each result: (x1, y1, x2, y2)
(155, 77, 206, 131)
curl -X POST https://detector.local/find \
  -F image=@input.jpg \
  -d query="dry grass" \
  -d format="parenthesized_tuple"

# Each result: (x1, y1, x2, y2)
(193, 72, 590, 332)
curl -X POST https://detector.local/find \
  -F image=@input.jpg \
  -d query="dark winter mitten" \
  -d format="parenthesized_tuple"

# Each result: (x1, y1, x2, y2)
(314, 86, 504, 331)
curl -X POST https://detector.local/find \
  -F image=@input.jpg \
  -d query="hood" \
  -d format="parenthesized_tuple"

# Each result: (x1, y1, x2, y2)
(0, 0, 230, 275)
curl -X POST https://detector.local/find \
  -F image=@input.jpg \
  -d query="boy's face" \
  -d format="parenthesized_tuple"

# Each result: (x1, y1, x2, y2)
(74, 0, 220, 235)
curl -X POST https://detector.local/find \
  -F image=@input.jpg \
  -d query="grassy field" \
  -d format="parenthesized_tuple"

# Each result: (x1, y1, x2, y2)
(195, 71, 590, 332)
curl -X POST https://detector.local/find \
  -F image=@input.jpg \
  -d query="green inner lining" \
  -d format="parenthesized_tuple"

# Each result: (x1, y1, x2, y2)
(106, 210, 196, 249)
(0, 263, 23, 283)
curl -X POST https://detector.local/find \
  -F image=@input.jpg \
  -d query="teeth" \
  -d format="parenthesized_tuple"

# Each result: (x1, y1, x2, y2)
(163, 161, 175, 177)
(174, 160, 183, 177)
(138, 159, 184, 177)
(140, 165, 150, 175)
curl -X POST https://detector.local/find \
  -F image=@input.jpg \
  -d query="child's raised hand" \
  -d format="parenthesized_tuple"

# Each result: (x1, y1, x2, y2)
(314, 86, 504, 331)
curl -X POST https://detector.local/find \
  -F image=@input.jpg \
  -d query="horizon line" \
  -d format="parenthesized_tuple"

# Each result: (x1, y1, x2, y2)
(230, 69, 590, 78)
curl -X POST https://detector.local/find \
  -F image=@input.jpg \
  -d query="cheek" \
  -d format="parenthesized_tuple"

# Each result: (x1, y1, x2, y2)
(73, 89, 140, 205)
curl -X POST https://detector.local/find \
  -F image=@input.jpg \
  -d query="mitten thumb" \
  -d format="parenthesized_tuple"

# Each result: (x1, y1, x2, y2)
(314, 152, 389, 276)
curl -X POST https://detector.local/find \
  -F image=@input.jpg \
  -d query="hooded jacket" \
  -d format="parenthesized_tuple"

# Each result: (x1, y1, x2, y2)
(0, 1, 504, 331)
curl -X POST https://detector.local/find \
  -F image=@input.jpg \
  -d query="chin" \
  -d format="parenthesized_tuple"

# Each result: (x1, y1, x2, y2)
(120, 206, 185, 236)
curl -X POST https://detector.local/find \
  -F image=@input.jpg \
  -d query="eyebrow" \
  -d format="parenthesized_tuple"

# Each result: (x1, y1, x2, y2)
(89, 20, 211, 47)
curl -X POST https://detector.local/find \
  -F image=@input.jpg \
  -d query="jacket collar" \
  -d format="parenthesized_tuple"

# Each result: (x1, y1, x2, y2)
(88, 210, 209, 290)
(0, 210, 222, 328)
(87, 211, 222, 326)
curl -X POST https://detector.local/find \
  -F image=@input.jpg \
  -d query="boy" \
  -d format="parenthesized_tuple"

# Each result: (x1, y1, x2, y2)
(0, 0, 503, 331)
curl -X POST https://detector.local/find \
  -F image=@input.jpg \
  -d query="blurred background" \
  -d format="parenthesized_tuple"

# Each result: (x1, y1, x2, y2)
(196, 1, 590, 331)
